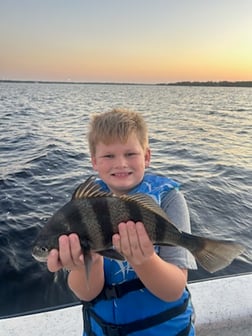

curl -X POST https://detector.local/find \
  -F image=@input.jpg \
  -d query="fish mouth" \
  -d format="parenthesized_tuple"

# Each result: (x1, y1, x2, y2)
(32, 254, 48, 262)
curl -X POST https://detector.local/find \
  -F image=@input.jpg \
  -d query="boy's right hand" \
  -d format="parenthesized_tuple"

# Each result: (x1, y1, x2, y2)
(47, 233, 84, 272)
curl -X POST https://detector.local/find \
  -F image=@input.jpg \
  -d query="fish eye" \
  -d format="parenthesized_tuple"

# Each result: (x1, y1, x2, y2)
(40, 247, 48, 252)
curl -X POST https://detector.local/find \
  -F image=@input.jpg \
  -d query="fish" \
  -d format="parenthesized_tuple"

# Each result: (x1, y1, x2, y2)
(32, 175, 245, 276)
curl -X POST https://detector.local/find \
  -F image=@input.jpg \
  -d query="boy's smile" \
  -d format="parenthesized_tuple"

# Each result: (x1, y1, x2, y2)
(91, 132, 150, 195)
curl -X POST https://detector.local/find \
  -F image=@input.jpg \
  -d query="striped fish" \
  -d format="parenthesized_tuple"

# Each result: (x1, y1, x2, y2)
(32, 176, 244, 274)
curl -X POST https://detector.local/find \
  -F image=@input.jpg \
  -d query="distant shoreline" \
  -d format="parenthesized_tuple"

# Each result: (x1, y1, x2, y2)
(157, 81, 252, 87)
(0, 79, 251, 87)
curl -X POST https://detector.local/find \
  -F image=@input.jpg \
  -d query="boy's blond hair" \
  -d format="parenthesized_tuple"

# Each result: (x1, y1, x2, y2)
(88, 108, 148, 156)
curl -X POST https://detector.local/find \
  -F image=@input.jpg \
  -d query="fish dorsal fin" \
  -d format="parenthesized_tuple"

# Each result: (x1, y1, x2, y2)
(71, 175, 113, 200)
(119, 193, 170, 222)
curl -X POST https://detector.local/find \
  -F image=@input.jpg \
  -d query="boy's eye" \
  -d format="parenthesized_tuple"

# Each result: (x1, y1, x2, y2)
(126, 152, 137, 157)
(102, 153, 138, 159)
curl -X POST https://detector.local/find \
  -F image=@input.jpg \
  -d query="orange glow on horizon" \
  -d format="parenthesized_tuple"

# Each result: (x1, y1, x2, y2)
(1, 2, 251, 83)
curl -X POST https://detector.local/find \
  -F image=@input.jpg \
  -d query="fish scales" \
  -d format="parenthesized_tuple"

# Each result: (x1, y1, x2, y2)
(84, 194, 188, 248)
(88, 195, 168, 247)
(84, 197, 129, 249)
(118, 196, 180, 244)
(125, 198, 161, 240)
(69, 199, 109, 250)
(86, 197, 114, 249)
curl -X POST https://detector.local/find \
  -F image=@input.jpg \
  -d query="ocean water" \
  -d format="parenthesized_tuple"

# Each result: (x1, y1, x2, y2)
(0, 82, 251, 317)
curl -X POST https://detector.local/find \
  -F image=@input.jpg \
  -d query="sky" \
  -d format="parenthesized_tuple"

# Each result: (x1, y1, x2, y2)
(1, 0, 252, 83)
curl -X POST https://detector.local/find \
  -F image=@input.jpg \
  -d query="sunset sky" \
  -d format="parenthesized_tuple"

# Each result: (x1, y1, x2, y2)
(1, 0, 251, 83)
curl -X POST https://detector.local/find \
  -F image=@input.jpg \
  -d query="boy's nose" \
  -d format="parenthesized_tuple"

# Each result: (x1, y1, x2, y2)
(115, 156, 128, 167)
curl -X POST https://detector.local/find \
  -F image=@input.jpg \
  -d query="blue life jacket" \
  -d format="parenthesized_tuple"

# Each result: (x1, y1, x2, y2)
(82, 173, 195, 336)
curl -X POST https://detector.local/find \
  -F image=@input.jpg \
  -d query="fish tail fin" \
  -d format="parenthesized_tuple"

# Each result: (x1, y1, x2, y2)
(182, 233, 245, 273)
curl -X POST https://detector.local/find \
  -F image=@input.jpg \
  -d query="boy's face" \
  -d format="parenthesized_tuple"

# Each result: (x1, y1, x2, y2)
(91, 132, 150, 195)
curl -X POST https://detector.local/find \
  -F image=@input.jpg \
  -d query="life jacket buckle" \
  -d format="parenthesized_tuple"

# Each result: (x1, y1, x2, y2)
(104, 285, 119, 300)
(103, 324, 123, 336)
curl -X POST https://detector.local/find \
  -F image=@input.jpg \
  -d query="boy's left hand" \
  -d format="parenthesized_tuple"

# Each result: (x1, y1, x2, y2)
(112, 221, 155, 266)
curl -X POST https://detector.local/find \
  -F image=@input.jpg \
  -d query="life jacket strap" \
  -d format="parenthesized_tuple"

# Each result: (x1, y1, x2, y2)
(82, 278, 145, 306)
(82, 295, 190, 336)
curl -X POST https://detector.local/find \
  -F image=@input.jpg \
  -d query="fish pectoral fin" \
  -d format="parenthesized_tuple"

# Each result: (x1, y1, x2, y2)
(98, 248, 125, 261)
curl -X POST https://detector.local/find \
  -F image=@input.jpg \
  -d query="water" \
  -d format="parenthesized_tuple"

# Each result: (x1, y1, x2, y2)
(0, 82, 251, 317)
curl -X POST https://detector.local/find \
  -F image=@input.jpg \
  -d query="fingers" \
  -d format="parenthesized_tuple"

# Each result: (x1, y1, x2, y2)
(112, 221, 133, 257)
(112, 221, 154, 265)
(135, 221, 153, 252)
(47, 249, 62, 272)
(47, 233, 84, 272)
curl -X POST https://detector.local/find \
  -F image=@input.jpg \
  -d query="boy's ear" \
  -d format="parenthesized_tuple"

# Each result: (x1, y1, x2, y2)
(91, 156, 98, 171)
(145, 148, 151, 167)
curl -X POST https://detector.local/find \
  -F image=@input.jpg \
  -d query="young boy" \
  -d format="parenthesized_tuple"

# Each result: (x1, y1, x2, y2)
(47, 108, 197, 335)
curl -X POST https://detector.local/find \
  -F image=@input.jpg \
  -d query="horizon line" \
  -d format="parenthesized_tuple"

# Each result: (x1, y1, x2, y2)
(1, 79, 252, 87)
